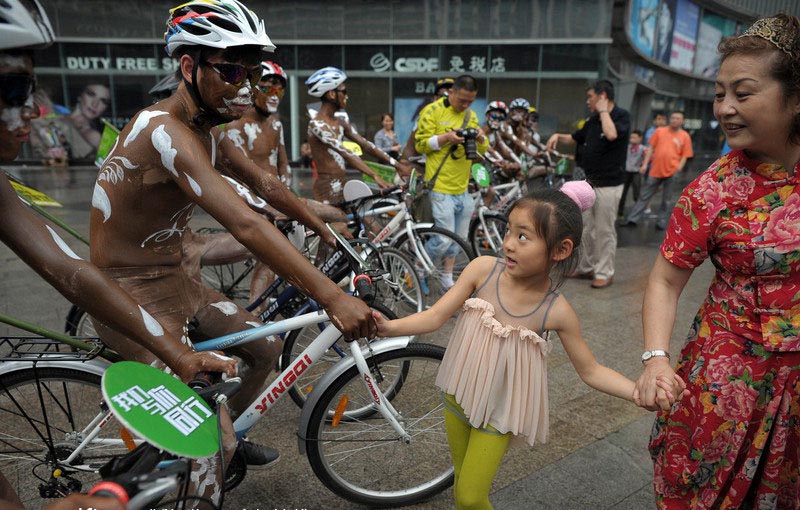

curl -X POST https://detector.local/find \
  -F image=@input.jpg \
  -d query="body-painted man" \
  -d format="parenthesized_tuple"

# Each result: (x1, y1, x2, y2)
(0, 1, 235, 508)
(305, 67, 408, 204)
(89, 2, 375, 502)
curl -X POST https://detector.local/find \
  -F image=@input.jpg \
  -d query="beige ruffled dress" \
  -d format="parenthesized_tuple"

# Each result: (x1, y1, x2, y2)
(435, 259, 557, 447)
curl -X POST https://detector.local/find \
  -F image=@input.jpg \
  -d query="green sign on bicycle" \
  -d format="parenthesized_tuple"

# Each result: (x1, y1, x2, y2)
(102, 361, 219, 459)
(471, 163, 491, 187)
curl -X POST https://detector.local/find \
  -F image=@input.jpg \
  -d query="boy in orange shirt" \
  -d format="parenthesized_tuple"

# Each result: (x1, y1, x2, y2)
(622, 111, 693, 230)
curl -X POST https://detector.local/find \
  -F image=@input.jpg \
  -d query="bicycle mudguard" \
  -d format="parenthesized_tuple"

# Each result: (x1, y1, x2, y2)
(0, 357, 111, 378)
(412, 222, 435, 229)
(296, 336, 412, 455)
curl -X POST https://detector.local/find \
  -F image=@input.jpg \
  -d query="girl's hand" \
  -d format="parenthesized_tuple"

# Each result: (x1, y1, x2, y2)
(371, 310, 391, 337)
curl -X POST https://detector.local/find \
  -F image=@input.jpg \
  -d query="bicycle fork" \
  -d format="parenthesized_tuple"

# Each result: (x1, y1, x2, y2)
(348, 341, 411, 444)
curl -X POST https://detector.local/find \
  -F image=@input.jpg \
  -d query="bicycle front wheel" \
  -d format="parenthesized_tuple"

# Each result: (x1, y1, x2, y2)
(280, 302, 399, 409)
(469, 211, 507, 257)
(65, 307, 97, 338)
(305, 343, 453, 507)
(0, 366, 127, 509)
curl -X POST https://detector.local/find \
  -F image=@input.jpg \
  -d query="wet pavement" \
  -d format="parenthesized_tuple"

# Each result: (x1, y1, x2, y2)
(0, 163, 716, 509)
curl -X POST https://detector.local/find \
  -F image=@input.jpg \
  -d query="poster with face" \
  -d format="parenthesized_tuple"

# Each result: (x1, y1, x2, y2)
(655, 0, 677, 64)
(629, 0, 658, 57)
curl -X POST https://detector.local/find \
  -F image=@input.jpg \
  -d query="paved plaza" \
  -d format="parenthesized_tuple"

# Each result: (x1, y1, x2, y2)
(0, 164, 716, 509)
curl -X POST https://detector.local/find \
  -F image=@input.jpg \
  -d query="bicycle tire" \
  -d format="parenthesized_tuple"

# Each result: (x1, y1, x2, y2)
(468, 212, 507, 257)
(66, 307, 98, 338)
(364, 246, 425, 317)
(280, 302, 400, 409)
(390, 225, 475, 303)
(304, 342, 453, 507)
(0, 366, 128, 509)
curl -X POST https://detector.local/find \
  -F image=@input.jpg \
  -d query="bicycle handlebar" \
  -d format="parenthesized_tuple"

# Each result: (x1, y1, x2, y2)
(353, 273, 375, 303)
(89, 459, 189, 510)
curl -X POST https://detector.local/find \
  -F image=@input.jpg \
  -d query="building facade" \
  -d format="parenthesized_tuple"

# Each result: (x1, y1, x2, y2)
(26, 0, 800, 163)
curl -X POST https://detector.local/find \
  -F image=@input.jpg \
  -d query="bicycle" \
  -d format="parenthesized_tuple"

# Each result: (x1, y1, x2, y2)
(0, 227, 452, 509)
(342, 179, 475, 303)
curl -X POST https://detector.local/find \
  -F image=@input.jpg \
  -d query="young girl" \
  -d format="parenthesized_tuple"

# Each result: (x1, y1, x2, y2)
(374, 181, 685, 510)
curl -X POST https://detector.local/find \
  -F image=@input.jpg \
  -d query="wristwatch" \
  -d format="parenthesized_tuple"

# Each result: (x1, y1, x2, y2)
(641, 349, 670, 364)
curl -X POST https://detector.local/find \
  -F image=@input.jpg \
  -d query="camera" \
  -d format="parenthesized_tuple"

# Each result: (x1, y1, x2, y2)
(456, 128, 479, 160)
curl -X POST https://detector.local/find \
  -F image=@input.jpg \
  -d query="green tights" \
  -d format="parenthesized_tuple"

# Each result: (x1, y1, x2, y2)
(443, 393, 511, 510)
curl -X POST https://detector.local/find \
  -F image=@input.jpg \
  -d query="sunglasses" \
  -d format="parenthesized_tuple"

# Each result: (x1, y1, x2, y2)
(488, 113, 505, 121)
(0, 73, 36, 107)
(334, 88, 347, 95)
(256, 84, 285, 98)
(202, 60, 260, 88)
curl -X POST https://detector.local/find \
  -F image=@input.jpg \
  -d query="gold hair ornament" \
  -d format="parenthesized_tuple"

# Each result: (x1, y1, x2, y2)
(739, 17, 798, 55)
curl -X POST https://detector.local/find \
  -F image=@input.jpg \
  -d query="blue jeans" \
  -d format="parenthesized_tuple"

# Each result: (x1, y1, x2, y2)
(426, 191, 474, 260)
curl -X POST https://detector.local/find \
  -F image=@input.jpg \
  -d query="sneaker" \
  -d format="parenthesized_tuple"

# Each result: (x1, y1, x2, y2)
(438, 272, 455, 290)
(237, 438, 280, 467)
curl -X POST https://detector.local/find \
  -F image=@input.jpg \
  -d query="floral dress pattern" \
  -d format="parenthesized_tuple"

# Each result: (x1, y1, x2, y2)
(651, 150, 800, 510)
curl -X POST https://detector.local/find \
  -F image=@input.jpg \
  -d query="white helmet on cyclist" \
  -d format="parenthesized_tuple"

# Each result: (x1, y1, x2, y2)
(305, 67, 347, 97)
(485, 101, 508, 116)
(508, 98, 531, 111)
(0, 0, 55, 51)
(164, 0, 275, 57)
(261, 60, 288, 87)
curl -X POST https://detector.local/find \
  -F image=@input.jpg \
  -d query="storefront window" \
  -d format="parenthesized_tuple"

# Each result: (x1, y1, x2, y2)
(297, 45, 342, 72)
(541, 44, 601, 72)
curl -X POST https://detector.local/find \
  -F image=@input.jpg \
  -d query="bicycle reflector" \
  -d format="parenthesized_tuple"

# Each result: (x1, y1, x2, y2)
(332, 395, 349, 427)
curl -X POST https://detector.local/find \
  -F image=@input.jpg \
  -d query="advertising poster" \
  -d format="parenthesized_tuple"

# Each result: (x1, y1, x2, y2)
(669, 0, 700, 71)
(629, 0, 658, 57)
(655, 0, 677, 65)
(693, 12, 738, 77)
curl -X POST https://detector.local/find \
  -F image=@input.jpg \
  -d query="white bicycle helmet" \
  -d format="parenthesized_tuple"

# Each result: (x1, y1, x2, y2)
(164, 0, 275, 57)
(261, 60, 287, 87)
(305, 67, 347, 97)
(509, 98, 531, 111)
(485, 101, 508, 115)
(0, 0, 55, 51)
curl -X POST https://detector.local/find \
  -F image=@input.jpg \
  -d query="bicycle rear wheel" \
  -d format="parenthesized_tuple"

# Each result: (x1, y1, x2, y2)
(304, 343, 452, 507)
(0, 366, 127, 509)
(391, 226, 475, 304)
(469, 212, 507, 257)
(366, 246, 425, 317)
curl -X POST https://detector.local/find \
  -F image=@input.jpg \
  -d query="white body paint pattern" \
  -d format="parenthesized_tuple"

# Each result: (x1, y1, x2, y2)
(208, 352, 235, 362)
(124, 110, 168, 147)
(138, 305, 164, 337)
(92, 182, 112, 223)
(46, 225, 82, 260)
(221, 175, 267, 211)
(219, 85, 252, 115)
(97, 136, 119, 168)
(184, 173, 202, 197)
(243, 122, 261, 151)
(98, 155, 138, 185)
(227, 128, 247, 155)
(210, 132, 217, 167)
(309, 120, 356, 171)
(210, 301, 238, 316)
(268, 147, 279, 168)
(1, 105, 27, 131)
(330, 178, 342, 195)
(190, 455, 222, 506)
(140, 202, 194, 247)
(151, 125, 179, 178)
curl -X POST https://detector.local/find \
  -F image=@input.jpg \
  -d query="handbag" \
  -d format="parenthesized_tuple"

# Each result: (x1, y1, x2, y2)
(410, 114, 471, 223)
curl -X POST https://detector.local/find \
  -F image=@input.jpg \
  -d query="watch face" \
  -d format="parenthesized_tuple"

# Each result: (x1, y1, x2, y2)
(642, 352, 652, 361)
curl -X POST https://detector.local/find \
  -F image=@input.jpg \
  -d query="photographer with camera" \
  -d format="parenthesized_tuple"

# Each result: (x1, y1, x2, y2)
(414, 74, 488, 289)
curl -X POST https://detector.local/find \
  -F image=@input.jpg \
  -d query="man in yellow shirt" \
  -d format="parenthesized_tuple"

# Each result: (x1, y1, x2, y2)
(415, 74, 488, 288)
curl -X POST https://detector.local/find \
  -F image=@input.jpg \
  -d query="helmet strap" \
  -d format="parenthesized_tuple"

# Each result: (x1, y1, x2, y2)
(183, 49, 226, 127)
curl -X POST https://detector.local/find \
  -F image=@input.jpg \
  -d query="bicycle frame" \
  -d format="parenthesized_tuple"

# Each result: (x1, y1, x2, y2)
(4, 308, 414, 472)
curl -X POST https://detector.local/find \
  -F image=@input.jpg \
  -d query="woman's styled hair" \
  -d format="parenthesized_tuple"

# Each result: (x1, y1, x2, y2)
(508, 187, 584, 287)
(381, 112, 394, 122)
(718, 13, 800, 143)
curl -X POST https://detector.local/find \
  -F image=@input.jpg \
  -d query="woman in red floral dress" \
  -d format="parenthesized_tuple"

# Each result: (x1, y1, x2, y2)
(633, 14, 800, 510)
